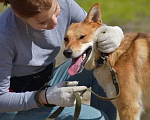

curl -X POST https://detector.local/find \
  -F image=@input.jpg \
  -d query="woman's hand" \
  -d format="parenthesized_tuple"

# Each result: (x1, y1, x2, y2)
(95, 26, 124, 53)
(41, 81, 87, 107)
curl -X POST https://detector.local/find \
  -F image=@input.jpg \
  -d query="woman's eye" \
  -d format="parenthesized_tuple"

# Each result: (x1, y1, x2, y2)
(40, 22, 47, 25)
(79, 35, 86, 39)
(64, 37, 69, 41)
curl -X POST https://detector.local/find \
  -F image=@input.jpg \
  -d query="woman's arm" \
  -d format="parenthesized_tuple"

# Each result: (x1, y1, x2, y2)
(0, 35, 38, 113)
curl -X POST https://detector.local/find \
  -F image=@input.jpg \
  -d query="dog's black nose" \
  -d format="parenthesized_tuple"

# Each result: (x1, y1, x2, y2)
(63, 49, 73, 58)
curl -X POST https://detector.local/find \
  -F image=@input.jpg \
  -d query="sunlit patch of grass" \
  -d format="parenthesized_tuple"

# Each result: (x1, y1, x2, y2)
(0, 4, 9, 13)
(75, 0, 150, 26)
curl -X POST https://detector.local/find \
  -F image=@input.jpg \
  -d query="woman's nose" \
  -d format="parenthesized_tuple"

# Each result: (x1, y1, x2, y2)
(51, 14, 57, 26)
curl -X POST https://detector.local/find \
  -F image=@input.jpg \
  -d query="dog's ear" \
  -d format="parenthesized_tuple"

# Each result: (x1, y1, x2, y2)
(84, 3, 102, 24)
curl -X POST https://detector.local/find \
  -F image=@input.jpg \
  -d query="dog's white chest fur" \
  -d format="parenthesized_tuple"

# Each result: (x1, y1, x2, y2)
(93, 65, 117, 98)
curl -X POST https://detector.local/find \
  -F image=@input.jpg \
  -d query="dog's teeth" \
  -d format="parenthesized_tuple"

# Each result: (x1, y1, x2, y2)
(82, 54, 86, 60)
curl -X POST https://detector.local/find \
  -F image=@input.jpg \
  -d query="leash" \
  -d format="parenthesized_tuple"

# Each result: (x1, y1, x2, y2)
(35, 85, 82, 120)
(45, 92, 81, 120)
(95, 53, 120, 100)
(35, 54, 120, 119)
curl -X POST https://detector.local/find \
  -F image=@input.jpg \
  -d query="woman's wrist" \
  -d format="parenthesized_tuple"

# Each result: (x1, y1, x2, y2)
(34, 86, 52, 107)
(38, 89, 47, 105)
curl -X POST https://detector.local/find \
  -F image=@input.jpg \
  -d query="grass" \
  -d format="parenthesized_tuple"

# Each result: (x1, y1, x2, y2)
(75, 0, 150, 26)
(0, 4, 8, 13)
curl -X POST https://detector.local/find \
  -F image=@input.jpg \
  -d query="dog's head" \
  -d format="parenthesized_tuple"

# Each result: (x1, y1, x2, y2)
(63, 3, 103, 76)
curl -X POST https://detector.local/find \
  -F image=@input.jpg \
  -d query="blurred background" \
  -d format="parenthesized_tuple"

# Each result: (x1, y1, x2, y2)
(1, 0, 150, 33)
(0, 0, 150, 105)
(75, 0, 150, 33)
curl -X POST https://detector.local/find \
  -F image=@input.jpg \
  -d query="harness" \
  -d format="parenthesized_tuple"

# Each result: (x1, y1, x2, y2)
(37, 53, 120, 120)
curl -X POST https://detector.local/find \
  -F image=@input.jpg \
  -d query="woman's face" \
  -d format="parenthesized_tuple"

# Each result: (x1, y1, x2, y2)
(25, 0, 60, 30)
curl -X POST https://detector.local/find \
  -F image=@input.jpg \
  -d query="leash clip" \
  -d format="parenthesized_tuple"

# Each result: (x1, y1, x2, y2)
(97, 53, 108, 67)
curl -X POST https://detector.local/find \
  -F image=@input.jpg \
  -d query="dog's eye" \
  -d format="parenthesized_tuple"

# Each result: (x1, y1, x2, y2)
(64, 37, 69, 41)
(79, 35, 86, 40)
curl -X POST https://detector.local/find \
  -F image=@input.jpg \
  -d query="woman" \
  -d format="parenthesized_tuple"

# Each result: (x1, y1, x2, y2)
(0, 0, 124, 120)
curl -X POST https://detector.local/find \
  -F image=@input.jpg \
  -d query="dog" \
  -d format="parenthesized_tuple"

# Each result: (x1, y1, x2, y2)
(63, 3, 150, 120)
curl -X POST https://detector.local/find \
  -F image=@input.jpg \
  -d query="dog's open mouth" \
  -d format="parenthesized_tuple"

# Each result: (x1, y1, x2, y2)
(68, 47, 92, 76)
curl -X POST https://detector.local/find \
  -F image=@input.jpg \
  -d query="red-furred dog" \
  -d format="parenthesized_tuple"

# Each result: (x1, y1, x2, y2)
(63, 3, 150, 120)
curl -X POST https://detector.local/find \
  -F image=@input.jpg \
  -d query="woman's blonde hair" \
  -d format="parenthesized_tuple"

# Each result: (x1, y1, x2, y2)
(0, 0, 53, 17)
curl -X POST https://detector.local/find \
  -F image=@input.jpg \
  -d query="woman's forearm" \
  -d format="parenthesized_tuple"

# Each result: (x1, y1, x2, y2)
(0, 91, 38, 113)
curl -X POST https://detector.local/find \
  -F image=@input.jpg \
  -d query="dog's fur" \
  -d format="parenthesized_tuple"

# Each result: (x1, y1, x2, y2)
(63, 3, 150, 120)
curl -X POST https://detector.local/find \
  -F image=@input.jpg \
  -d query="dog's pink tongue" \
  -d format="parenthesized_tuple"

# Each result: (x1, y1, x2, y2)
(68, 56, 82, 76)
